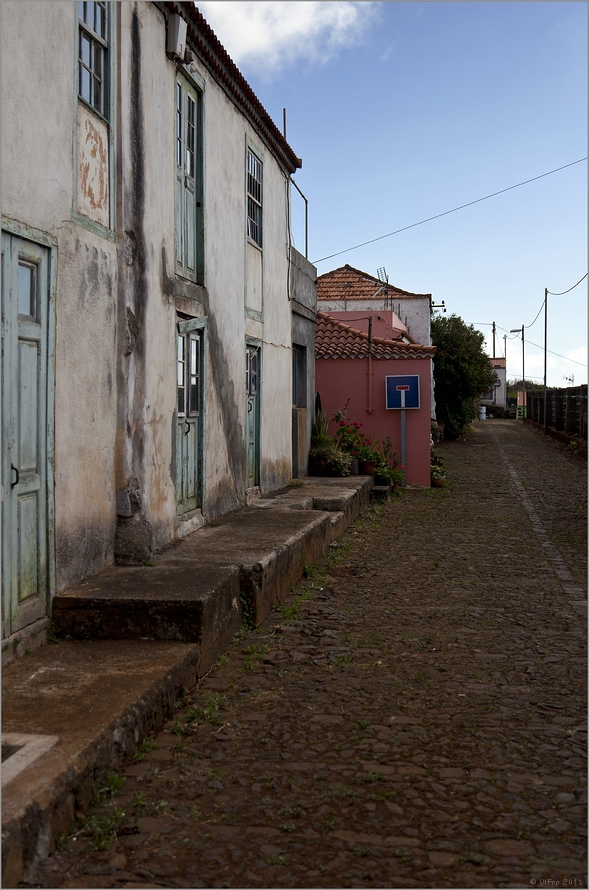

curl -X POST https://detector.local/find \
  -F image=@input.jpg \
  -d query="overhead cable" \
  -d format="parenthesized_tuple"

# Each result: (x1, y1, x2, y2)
(312, 158, 588, 264)
(547, 273, 588, 295)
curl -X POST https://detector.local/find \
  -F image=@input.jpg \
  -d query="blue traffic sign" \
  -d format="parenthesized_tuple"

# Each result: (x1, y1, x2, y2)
(385, 375, 420, 410)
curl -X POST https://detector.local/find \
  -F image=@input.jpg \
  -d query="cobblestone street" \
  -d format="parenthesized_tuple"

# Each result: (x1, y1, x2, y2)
(32, 420, 587, 890)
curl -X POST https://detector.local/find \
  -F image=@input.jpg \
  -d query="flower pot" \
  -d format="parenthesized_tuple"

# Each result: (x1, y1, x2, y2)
(431, 475, 446, 488)
(350, 458, 360, 475)
(363, 460, 376, 475)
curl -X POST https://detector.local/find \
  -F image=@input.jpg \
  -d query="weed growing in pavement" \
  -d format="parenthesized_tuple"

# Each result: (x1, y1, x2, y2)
(189, 803, 201, 820)
(313, 772, 327, 781)
(143, 766, 160, 785)
(239, 589, 256, 631)
(325, 816, 339, 829)
(150, 799, 169, 813)
(279, 805, 304, 819)
(185, 692, 226, 726)
(268, 854, 289, 866)
(364, 771, 386, 783)
(321, 784, 358, 803)
(84, 807, 127, 851)
(279, 822, 296, 832)
(352, 845, 370, 858)
(55, 833, 68, 852)
(167, 718, 185, 736)
(93, 773, 125, 805)
(130, 791, 148, 814)
(244, 643, 267, 669)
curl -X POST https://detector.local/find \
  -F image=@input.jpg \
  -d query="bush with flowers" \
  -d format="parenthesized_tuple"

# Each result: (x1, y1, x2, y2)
(331, 408, 405, 484)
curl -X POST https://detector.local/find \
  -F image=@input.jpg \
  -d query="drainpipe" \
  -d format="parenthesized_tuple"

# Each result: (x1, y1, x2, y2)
(367, 316, 374, 414)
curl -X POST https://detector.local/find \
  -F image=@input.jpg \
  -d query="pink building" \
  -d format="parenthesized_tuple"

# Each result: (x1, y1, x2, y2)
(315, 311, 436, 487)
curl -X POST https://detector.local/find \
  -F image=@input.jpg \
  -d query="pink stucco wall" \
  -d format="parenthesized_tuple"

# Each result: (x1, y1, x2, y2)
(315, 356, 433, 487)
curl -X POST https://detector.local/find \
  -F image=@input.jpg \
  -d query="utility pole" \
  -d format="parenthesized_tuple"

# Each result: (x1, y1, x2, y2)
(492, 321, 496, 359)
(510, 325, 525, 420)
(503, 335, 507, 409)
(543, 288, 548, 436)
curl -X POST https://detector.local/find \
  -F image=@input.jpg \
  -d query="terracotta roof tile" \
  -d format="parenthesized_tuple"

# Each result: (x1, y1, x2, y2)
(316, 311, 436, 360)
(317, 265, 431, 303)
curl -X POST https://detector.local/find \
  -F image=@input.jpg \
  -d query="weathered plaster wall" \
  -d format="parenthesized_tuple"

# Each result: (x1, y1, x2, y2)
(2, 2, 118, 589)
(291, 248, 318, 476)
(3, 0, 301, 593)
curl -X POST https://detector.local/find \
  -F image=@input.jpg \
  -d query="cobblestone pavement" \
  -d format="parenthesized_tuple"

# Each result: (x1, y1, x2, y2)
(30, 420, 587, 890)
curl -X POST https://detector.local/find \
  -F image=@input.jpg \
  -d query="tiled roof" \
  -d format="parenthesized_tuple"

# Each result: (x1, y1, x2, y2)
(316, 311, 436, 360)
(490, 358, 506, 369)
(317, 265, 431, 302)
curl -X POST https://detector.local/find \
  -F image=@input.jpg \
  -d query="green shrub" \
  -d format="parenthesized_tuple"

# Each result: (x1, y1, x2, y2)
(309, 443, 352, 477)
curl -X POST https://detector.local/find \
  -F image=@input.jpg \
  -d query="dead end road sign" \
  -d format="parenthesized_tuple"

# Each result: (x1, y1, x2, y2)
(385, 375, 420, 410)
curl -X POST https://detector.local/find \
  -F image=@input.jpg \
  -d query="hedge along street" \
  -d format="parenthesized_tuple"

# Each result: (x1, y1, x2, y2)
(34, 419, 587, 889)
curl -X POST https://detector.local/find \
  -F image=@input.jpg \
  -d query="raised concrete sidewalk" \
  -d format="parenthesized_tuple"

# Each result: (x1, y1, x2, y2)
(2, 476, 372, 887)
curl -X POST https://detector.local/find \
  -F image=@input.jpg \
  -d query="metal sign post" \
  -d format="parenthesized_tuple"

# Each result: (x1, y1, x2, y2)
(385, 375, 420, 488)
(396, 385, 410, 486)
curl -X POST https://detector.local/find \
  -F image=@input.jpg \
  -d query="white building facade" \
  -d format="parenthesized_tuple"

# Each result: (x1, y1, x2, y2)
(1, 1, 312, 659)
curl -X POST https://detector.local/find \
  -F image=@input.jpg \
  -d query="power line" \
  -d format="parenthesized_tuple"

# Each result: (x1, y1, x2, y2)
(525, 338, 587, 368)
(525, 299, 545, 330)
(312, 158, 587, 265)
(547, 272, 588, 295)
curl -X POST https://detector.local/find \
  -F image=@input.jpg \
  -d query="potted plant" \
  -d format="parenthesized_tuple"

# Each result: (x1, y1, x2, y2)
(374, 464, 405, 488)
(431, 464, 446, 487)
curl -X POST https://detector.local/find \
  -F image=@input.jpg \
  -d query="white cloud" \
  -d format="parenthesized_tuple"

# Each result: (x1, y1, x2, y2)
(197, 2, 378, 76)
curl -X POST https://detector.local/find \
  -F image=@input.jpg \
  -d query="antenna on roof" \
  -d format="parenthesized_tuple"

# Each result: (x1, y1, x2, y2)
(377, 267, 390, 307)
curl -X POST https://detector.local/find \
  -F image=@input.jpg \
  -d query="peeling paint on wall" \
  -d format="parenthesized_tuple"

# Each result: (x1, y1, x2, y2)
(77, 103, 109, 228)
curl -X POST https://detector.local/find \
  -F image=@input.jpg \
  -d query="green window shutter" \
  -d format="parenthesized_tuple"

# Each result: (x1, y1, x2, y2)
(175, 75, 201, 282)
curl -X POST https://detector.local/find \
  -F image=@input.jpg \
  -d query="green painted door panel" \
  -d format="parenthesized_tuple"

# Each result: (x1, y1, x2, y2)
(1, 232, 51, 637)
(246, 345, 260, 489)
(176, 323, 203, 515)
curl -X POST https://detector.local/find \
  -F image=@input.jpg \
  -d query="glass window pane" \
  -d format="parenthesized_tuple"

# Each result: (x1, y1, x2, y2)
(189, 383, 198, 415)
(78, 2, 85, 22)
(94, 43, 102, 78)
(81, 32, 91, 66)
(176, 84, 182, 168)
(18, 263, 35, 318)
(96, 2, 105, 38)
(186, 96, 195, 178)
(178, 388, 185, 415)
(94, 77, 102, 113)
(177, 335, 185, 384)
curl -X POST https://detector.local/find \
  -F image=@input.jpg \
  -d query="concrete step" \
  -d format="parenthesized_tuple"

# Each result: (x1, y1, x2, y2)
(2, 476, 373, 886)
(52, 478, 373, 657)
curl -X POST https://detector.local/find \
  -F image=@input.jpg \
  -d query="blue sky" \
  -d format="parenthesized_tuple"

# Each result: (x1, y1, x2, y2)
(199, 1, 587, 386)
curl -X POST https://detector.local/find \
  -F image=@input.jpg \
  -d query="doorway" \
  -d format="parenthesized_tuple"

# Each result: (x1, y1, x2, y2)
(1, 230, 54, 638)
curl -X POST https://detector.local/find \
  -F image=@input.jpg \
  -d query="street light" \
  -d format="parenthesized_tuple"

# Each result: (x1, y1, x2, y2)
(510, 326, 525, 419)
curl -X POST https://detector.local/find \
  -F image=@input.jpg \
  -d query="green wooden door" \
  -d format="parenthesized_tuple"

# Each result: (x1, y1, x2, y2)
(1, 232, 52, 637)
(246, 345, 260, 488)
(176, 320, 203, 514)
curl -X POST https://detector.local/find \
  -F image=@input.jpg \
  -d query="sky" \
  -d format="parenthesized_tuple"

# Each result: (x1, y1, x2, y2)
(199, 1, 587, 387)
